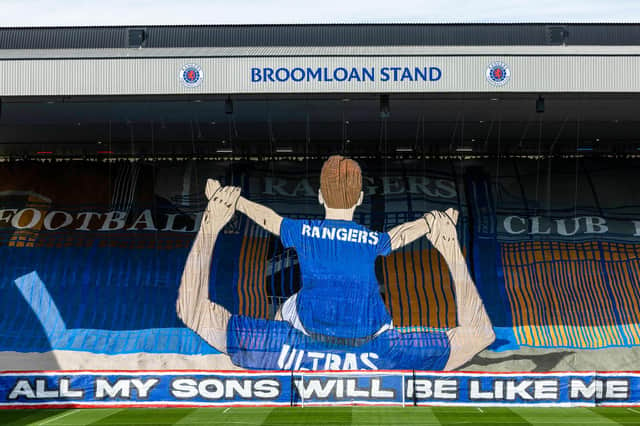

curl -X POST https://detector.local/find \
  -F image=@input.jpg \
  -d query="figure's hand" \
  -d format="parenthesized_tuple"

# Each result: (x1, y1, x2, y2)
(202, 185, 241, 235)
(425, 208, 460, 255)
(205, 179, 221, 200)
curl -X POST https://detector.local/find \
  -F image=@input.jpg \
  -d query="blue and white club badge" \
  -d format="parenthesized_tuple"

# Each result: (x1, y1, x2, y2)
(486, 61, 511, 86)
(180, 64, 203, 88)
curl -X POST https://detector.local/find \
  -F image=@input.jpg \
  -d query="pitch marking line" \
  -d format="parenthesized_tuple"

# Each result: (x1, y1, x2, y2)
(477, 407, 484, 413)
(224, 407, 231, 414)
(38, 409, 78, 425)
(628, 408, 640, 414)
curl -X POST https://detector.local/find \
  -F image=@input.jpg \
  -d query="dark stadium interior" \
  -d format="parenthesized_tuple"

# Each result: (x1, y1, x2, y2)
(1, 93, 639, 158)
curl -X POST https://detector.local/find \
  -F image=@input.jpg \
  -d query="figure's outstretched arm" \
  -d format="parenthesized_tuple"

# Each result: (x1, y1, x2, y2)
(236, 196, 283, 236)
(388, 216, 431, 251)
(426, 209, 495, 371)
(176, 180, 240, 354)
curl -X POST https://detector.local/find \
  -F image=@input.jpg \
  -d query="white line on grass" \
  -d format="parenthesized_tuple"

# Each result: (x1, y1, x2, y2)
(38, 409, 78, 425)
(477, 407, 484, 413)
(223, 407, 231, 414)
(628, 408, 640, 414)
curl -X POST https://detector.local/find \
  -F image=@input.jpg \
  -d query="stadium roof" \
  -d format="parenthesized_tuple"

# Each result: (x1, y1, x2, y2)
(2, 23, 640, 158)
(1, 23, 640, 49)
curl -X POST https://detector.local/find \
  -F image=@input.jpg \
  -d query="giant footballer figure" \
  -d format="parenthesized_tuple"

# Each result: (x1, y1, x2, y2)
(177, 155, 494, 370)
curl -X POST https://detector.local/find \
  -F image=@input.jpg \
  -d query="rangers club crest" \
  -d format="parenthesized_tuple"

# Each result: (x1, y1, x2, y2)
(180, 64, 203, 88)
(486, 61, 510, 86)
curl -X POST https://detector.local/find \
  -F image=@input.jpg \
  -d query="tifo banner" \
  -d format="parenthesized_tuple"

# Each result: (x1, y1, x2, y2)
(2, 157, 640, 387)
(1, 371, 638, 408)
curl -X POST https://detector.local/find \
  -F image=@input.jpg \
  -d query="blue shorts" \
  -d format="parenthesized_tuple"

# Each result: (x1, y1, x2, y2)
(226, 315, 451, 371)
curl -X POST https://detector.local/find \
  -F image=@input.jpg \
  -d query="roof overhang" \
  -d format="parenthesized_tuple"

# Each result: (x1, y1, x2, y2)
(2, 46, 640, 96)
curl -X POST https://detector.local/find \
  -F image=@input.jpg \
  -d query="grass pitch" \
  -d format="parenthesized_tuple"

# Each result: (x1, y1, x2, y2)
(2, 406, 640, 425)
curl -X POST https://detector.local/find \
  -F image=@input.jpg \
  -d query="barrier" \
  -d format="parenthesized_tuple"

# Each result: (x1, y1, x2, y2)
(1, 371, 639, 408)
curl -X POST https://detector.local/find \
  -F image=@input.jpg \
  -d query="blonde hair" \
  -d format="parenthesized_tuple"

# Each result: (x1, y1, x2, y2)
(320, 155, 362, 209)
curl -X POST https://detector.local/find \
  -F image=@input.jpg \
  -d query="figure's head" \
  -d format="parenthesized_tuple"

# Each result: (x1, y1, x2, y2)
(319, 155, 363, 210)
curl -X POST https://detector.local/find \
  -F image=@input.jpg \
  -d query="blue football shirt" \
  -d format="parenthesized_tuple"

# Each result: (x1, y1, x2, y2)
(279, 218, 393, 339)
